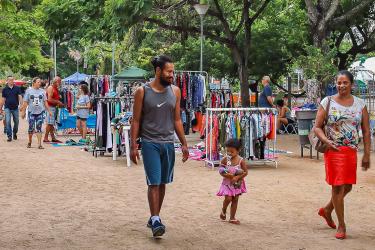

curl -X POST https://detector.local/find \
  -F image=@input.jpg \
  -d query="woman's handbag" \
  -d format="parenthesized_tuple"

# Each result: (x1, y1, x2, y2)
(309, 97, 331, 153)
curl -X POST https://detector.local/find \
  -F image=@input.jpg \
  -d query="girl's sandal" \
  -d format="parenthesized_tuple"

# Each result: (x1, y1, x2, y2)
(38, 145, 44, 150)
(229, 219, 240, 225)
(220, 210, 226, 220)
(27, 143, 31, 148)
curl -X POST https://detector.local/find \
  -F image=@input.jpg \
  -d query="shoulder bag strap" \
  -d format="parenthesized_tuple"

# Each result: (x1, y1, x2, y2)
(324, 97, 331, 125)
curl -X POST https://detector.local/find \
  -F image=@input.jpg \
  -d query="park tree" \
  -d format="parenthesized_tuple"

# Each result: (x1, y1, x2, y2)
(305, 0, 375, 69)
(0, 0, 52, 74)
(106, 0, 276, 106)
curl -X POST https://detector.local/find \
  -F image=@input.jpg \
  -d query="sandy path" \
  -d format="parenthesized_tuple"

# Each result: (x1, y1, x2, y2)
(0, 120, 374, 250)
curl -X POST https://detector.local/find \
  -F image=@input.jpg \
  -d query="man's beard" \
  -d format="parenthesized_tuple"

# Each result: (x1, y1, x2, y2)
(160, 76, 172, 87)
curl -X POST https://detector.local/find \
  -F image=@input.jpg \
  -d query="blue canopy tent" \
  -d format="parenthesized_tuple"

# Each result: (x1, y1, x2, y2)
(63, 72, 88, 84)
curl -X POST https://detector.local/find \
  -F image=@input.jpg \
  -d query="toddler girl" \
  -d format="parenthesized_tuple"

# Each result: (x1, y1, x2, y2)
(217, 138, 248, 224)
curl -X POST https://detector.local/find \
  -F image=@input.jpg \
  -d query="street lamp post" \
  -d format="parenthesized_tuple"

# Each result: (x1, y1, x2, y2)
(194, 3, 209, 72)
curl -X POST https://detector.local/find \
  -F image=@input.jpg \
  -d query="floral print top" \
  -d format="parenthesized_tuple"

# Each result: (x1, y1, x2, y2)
(321, 96, 366, 149)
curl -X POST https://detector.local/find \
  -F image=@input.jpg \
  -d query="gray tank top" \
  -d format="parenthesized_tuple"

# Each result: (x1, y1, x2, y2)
(140, 83, 176, 143)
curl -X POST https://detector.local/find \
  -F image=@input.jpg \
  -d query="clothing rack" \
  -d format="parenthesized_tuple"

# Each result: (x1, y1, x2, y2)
(92, 96, 126, 157)
(209, 89, 232, 91)
(205, 107, 278, 169)
(174, 70, 209, 135)
(209, 88, 234, 108)
(174, 70, 209, 107)
(175, 70, 208, 76)
(86, 75, 112, 97)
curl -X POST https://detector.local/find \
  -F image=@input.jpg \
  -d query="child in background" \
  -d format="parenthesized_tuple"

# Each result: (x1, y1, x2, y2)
(76, 84, 91, 142)
(217, 138, 248, 225)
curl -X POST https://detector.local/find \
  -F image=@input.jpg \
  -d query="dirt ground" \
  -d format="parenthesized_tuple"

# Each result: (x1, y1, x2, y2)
(0, 120, 374, 250)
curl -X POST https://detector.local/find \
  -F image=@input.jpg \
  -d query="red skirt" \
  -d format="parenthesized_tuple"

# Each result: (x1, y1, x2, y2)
(324, 146, 357, 186)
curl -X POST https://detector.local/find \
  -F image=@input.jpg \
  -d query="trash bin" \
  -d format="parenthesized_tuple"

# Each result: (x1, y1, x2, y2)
(295, 110, 317, 158)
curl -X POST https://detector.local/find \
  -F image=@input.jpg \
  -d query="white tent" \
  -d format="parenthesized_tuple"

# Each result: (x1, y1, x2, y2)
(350, 57, 375, 82)
(350, 57, 375, 73)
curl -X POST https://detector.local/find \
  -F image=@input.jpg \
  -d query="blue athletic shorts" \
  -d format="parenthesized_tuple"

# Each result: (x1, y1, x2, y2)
(141, 141, 175, 186)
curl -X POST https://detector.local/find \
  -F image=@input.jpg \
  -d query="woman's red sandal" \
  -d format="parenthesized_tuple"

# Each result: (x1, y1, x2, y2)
(335, 232, 346, 240)
(318, 208, 336, 229)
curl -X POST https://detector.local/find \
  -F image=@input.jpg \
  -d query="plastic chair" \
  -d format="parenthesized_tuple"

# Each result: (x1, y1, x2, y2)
(281, 122, 298, 135)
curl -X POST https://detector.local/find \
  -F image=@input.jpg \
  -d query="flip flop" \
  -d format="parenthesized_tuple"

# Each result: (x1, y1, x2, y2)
(335, 232, 346, 240)
(43, 140, 50, 143)
(318, 208, 337, 229)
(38, 145, 44, 150)
(229, 219, 240, 225)
(27, 143, 31, 148)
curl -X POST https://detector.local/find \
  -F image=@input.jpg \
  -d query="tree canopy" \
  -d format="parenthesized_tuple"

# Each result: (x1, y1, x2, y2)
(0, 0, 52, 75)
(1, 0, 375, 102)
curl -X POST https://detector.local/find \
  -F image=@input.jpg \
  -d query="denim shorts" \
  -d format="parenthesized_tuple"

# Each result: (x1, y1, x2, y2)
(141, 141, 175, 186)
(46, 107, 56, 125)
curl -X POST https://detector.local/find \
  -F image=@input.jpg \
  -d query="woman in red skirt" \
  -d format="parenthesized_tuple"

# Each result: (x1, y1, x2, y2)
(314, 70, 371, 240)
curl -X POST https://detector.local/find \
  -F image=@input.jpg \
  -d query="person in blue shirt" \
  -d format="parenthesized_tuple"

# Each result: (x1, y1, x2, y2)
(0, 76, 22, 142)
(258, 76, 274, 108)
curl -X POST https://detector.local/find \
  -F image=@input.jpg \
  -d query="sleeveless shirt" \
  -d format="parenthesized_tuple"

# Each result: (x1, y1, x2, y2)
(47, 85, 60, 107)
(140, 83, 176, 143)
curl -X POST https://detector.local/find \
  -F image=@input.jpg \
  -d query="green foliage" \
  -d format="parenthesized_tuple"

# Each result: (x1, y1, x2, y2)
(251, 0, 308, 79)
(106, 0, 309, 81)
(291, 45, 337, 83)
(114, 22, 235, 78)
(0, 1, 53, 74)
(169, 38, 236, 79)
(38, 0, 111, 41)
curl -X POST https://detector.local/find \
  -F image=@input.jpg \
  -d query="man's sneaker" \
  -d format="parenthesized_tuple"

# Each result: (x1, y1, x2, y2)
(147, 217, 163, 228)
(13, 134, 17, 140)
(147, 217, 152, 228)
(7, 137, 12, 142)
(151, 220, 165, 237)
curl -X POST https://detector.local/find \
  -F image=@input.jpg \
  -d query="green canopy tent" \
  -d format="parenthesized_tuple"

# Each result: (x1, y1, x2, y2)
(113, 66, 149, 81)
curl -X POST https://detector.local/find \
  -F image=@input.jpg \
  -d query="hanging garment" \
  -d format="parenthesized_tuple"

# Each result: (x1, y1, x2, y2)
(200, 114, 206, 138)
(267, 113, 276, 140)
(236, 115, 241, 139)
(201, 75, 206, 103)
(206, 115, 219, 160)
(106, 102, 113, 150)
(240, 115, 250, 159)
(102, 102, 108, 148)
(96, 102, 103, 148)
(192, 111, 203, 133)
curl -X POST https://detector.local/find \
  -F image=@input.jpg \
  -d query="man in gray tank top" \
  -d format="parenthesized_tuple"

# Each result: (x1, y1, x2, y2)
(130, 55, 189, 238)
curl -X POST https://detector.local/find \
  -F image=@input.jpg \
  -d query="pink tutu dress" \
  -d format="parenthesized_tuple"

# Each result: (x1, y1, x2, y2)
(217, 157, 247, 197)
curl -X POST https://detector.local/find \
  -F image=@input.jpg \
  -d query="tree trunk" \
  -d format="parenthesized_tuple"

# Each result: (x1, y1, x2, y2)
(239, 64, 250, 107)
(231, 45, 250, 107)
(337, 53, 349, 70)
(311, 23, 330, 52)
